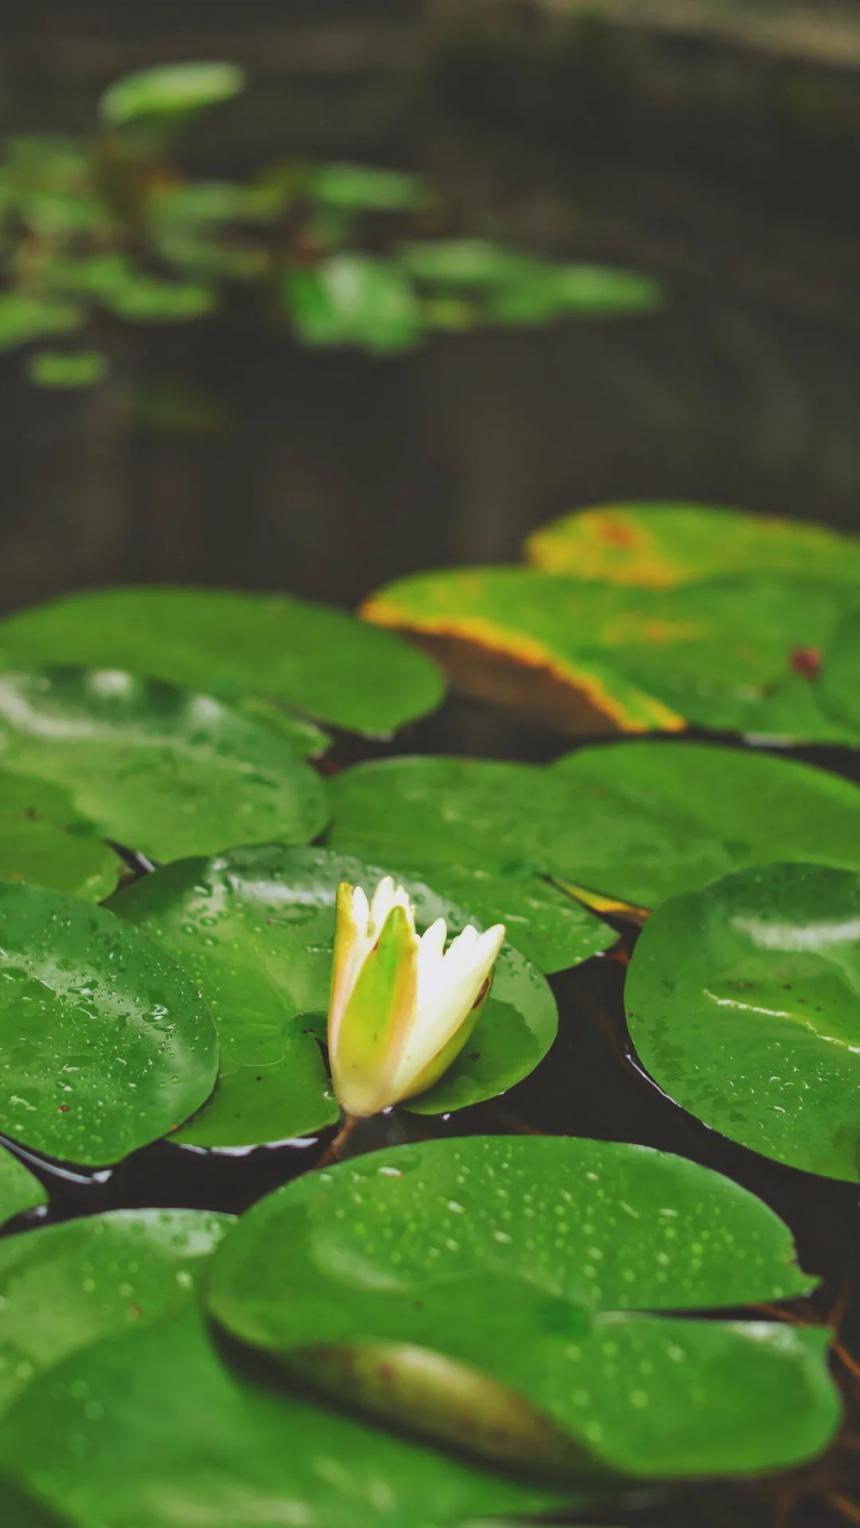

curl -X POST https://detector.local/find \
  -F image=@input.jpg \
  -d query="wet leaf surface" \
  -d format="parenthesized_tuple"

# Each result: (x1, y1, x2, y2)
(110, 845, 557, 1146)
(0, 1209, 231, 1415)
(0, 587, 445, 736)
(0, 667, 327, 862)
(0, 1311, 573, 1528)
(626, 862, 860, 1180)
(0, 882, 218, 1165)
(0, 1146, 46, 1230)
(328, 743, 860, 915)
(0, 768, 120, 901)
(209, 1136, 835, 1479)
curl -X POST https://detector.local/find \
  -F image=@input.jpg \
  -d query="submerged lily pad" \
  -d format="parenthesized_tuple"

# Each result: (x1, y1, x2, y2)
(527, 502, 860, 587)
(363, 566, 857, 740)
(0, 1209, 231, 1415)
(110, 845, 557, 1147)
(327, 744, 860, 917)
(0, 768, 120, 900)
(626, 862, 860, 1181)
(0, 882, 218, 1165)
(209, 1136, 835, 1479)
(0, 667, 327, 862)
(0, 1312, 570, 1528)
(0, 1147, 46, 1230)
(0, 586, 444, 736)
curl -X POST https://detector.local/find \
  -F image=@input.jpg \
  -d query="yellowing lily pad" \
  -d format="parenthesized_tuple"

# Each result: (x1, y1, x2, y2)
(363, 566, 858, 740)
(526, 502, 860, 588)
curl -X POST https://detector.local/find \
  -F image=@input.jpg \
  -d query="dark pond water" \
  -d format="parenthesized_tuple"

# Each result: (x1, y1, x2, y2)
(2, 10, 860, 1526)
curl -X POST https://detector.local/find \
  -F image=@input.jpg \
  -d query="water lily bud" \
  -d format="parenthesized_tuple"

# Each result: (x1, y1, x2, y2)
(327, 876, 505, 1119)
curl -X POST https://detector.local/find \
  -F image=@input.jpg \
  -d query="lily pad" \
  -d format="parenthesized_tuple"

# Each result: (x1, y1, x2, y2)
(820, 605, 860, 734)
(0, 1209, 231, 1416)
(309, 163, 427, 213)
(0, 768, 120, 900)
(0, 667, 327, 862)
(0, 1312, 571, 1528)
(327, 744, 860, 918)
(0, 294, 82, 352)
(0, 1147, 46, 1230)
(109, 845, 557, 1147)
(286, 255, 423, 353)
(100, 62, 245, 128)
(0, 881, 218, 1165)
(626, 862, 860, 1181)
(27, 350, 107, 389)
(209, 1136, 836, 1479)
(0, 586, 444, 736)
(527, 502, 860, 587)
(362, 566, 858, 740)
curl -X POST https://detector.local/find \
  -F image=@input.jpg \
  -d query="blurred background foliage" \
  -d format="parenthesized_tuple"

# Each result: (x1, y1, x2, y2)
(0, 0, 858, 612)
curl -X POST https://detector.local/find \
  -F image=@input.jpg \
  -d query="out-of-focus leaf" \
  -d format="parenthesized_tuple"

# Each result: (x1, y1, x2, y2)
(0, 294, 82, 352)
(527, 502, 860, 586)
(286, 254, 422, 353)
(363, 565, 859, 741)
(27, 350, 107, 389)
(309, 163, 427, 213)
(100, 62, 246, 128)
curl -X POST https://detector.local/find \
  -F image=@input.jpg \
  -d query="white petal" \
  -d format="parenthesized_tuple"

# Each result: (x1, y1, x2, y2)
(351, 885, 370, 935)
(369, 875, 396, 932)
(391, 921, 504, 1091)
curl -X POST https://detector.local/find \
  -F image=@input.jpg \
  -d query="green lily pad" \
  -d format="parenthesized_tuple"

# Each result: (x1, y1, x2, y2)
(363, 566, 858, 740)
(626, 862, 860, 1181)
(0, 881, 218, 1165)
(485, 264, 661, 325)
(0, 1311, 571, 1528)
(0, 767, 120, 900)
(527, 502, 860, 587)
(0, 1209, 231, 1416)
(102, 276, 215, 322)
(0, 667, 327, 862)
(0, 586, 444, 736)
(286, 255, 423, 353)
(0, 1147, 46, 1230)
(820, 605, 860, 734)
(0, 1479, 67, 1528)
(309, 163, 427, 213)
(0, 294, 82, 352)
(326, 762, 619, 965)
(209, 1136, 836, 1479)
(100, 62, 245, 127)
(109, 845, 557, 1147)
(327, 744, 860, 918)
(26, 351, 107, 389)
